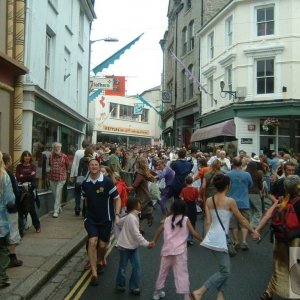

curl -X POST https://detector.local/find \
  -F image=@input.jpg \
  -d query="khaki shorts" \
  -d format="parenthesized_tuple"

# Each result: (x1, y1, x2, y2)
(230, 209, 250, 229)
(8, 212, 21, 244)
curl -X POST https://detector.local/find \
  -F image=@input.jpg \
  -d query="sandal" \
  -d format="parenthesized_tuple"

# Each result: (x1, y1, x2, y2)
(260, 291, 272, 300)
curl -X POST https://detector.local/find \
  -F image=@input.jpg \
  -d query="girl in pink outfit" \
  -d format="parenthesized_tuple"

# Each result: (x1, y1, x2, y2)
(152, 199, 203, 300)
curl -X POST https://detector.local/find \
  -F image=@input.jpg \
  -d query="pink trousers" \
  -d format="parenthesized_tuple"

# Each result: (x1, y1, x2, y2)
(155, 249, 190, 294)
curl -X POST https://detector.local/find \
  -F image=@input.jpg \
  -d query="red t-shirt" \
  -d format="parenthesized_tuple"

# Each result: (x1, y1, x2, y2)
(180, 186, 199, 202)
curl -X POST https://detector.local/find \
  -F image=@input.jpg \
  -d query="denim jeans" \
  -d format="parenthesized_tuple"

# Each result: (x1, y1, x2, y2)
(204, 250, 230, 292)
(116, 247, 141, 290)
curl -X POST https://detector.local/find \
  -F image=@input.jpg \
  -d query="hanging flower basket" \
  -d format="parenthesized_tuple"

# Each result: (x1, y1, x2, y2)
(262, 118, 280, 132)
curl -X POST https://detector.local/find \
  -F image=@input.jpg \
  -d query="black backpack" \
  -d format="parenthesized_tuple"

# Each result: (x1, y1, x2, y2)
(19, 190, 34, 214)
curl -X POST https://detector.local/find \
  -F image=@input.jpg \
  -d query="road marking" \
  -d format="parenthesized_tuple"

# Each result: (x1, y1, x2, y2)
(64, 235, 116, 299)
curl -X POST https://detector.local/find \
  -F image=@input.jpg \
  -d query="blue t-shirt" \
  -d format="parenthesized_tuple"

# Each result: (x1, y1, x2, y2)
(82, 173, 119, 225)
(227, 169, 253, 209)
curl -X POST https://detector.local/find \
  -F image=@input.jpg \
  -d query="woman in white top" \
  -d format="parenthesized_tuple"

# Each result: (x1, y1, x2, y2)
(190, 174, 260, 300)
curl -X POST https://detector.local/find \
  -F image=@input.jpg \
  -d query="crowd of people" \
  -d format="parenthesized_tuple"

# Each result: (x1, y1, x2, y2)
(0, 141, 300, 299)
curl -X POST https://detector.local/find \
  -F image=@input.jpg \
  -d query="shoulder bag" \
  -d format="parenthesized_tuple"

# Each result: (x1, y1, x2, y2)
(212, 196, 237, 257)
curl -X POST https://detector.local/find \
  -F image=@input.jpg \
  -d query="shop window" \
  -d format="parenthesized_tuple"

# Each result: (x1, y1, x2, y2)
(32, 116, 58, 190)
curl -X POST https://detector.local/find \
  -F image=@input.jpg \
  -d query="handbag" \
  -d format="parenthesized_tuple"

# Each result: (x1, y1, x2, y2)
(212, 196, 237, 257)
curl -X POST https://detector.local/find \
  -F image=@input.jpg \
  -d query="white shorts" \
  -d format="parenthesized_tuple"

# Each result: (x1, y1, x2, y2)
(8, 212, 21, 244)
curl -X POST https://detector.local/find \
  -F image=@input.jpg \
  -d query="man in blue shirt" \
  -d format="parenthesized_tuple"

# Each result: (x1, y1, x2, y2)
(227, 157, 253, 251)
(82, 159, 121, 286)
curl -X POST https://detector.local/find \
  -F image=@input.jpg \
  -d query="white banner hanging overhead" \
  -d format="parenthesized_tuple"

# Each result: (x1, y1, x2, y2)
(89, 77, 113, 91)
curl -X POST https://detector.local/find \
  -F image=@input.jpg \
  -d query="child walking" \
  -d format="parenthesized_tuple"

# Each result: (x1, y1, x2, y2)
(180, 175, 199, 246)
(115, 197, 154, 295)
(152, 199, 203, 300)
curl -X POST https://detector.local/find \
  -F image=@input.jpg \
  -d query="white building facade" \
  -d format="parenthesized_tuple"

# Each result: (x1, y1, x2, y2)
(191, 0, 300, 156)
(89, 86, 162, 146)
(23, 0, 96, 154)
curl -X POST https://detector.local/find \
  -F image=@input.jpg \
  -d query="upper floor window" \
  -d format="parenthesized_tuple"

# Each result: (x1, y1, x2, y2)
(78, 9, 84, 46)
(257, 6, 274, 36)
(208, 32, 214, 60)
(76, 64, 82, 107)
(208, 76, 214, 107)
(186, 0, 192, 11)
(44, 33, 52, 90)
(257, 59, 274, 94)
(110, 103, 118, 118)
(182, 27, 187, 55)
(226, 65, 233, 100)
(182, 70, 186, 103)
(188, 64, 193, 99)
(141, 109, 149, 122)
(225, 16, 233, 46)
(189, 20, 195, 51)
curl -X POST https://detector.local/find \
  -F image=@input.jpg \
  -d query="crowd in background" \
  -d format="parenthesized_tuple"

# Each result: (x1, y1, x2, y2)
(1, 140, 300, 298)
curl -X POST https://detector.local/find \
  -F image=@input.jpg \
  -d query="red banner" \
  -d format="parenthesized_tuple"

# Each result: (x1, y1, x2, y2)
(105, 76, 126, 96)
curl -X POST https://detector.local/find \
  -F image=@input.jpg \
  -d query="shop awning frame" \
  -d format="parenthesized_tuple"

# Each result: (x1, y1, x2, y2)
(191, 119, 235, 142)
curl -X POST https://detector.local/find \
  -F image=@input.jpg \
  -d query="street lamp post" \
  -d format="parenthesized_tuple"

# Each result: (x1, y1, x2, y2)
(88, 37, 119, 143)
(90, 37, 119, 44)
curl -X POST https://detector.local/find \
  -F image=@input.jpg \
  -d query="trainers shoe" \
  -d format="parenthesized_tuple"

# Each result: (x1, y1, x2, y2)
(53, 212, 58, 218)
(130, 288, 141, 295)
(241, 242, 249, 251)
(0, 277, 11, 289)
(153, 290, 166, 299)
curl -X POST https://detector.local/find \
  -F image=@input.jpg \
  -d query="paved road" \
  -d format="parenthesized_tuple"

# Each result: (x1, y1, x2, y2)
(65, 206, 281, 300)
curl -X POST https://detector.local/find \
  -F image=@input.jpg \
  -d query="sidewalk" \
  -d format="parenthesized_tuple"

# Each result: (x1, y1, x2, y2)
(0, 200, 87, 300)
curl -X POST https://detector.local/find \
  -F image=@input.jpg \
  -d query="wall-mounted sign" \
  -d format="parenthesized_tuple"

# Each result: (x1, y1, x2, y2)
(103, 125, 149, 135)
(241, 138, 253, 144)
(248, 124, 256, 131)
(134, 103, 144, 115)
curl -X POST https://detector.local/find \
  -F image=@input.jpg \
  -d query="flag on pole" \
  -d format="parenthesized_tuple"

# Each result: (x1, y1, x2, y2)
(170, 52, 208, 94)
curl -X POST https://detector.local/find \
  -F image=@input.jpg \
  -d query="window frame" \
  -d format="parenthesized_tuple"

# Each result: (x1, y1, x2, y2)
(256, 58, 274, 94)
(225, 15, 233, 46)
(182, 27, 187, 55)
(188, 64, 194, 100)
(181, 70, 186, 103)
(188, 20, 195, 51)
(208, 76, 214, 107)
(44, 33, 52, 90)
(208, 31, 214, 60)
(256, 5, 274, 37)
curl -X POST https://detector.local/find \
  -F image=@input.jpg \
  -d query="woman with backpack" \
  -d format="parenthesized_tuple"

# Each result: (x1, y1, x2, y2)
(255, 175, 300, 300)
